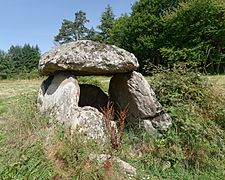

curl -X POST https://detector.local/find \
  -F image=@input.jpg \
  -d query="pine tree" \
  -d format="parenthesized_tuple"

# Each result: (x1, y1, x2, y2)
(55, 10, 90, 44)
(8, 44, 40, 74)
(97, 5, 115, 43)
(0, 50, 14, 79)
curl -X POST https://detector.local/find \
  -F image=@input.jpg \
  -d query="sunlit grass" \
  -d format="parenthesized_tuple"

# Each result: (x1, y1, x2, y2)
(0, 74, 224, 179)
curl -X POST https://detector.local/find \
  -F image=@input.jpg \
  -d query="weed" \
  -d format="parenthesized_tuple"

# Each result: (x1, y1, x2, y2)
(117, 105, 128, 148)
(101, 102, 128, 150)
(101, 102, 117, 150)
(0, 71, 224, 179)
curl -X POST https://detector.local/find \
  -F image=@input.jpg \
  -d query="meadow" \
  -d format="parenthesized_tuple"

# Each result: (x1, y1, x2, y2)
(0, 70, 224, 179)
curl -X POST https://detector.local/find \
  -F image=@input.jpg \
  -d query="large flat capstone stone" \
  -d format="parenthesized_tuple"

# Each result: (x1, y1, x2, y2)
(39, 40, 139, 76)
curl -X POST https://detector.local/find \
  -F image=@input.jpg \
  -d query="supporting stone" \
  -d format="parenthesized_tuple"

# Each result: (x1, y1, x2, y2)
(109, 71, 171, 132)
(37, 72, 80, 123)
(71, 106, 106, 140)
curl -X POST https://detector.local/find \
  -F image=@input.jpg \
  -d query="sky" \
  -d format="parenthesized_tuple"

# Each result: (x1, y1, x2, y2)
(0, 0, 136, 54)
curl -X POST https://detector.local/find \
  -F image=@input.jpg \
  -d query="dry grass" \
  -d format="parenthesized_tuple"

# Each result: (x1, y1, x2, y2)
(207, 75, 225, 86)
(101, 102, 128, 150)
(207, 75, 225, 94)
(0, 79, 41, 98)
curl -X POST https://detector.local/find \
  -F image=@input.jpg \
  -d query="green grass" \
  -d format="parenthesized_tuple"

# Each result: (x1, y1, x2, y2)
(78, 76, 110, 92)
(0, 92, 52, 178)
(0, 72, 224, 179)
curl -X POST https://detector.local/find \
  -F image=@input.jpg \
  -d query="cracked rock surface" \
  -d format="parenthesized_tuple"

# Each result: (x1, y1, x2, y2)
(37, 72, 106, 140)
(37, 72, 80, 124)
(109, 71, 171, 131)
(39, 40, 139, 76)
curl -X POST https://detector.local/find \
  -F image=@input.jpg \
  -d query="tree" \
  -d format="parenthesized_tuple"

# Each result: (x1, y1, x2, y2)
(97, 5, 115, 43)
(55, 10, 90, 44)
(110, 0, 182, 72)
(161, 0, 225, 73)
(110, 0, 225, 73)
(8, 45, 23, 73)
(8, 44, 40, 74)
(84, 27, 98, 41)
(109, 14, 131, 48)
(21, 44, 40, 72)
(0, 50, 14, 79)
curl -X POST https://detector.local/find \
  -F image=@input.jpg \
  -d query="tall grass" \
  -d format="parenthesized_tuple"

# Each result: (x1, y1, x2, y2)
(0, 93, 53, 179)
(0, 68, 224, 179)
(0, 92, 126, 179)
(148, 65, 225, 175)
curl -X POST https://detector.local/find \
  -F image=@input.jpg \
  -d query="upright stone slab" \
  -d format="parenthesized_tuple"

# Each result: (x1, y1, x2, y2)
(37, 72, 80, 123)
(39, 40, 139, 76)
(109, 71, 171, 131)
(37, 72, 107, 140)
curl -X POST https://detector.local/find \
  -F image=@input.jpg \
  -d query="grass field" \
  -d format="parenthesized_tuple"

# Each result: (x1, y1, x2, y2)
(0, 74, 224, 179)
(0, 74, 222, 98)
(207, 75, 225, 94)
(0, 79, 40, 97)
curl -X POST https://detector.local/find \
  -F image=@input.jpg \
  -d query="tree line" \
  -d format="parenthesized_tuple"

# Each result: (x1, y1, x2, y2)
(0, 44, 40, 79)
(55, 0, 225, 74)
(1, 0, 224, 79)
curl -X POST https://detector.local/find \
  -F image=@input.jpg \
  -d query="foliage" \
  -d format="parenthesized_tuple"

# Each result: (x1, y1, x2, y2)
(109, 0, 225, 74)
(147, 64, 225, 172)
(109, 14, 130, 48)
(96, 4, 115, 43)
(8, 44, 40, 73)
(0, 51, 14, 79)
(84, 27, 98, 41)
(0, 44, 40, 79)
(162, 0, 225, 73)
(54, 5, 116, 44)
(54, 10, 90, 44)
(110, 0, 182, 72)
(149, 64, 208, 106)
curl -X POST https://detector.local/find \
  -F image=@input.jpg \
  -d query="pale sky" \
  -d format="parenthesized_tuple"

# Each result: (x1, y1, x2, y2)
(0, 0, 136, 53)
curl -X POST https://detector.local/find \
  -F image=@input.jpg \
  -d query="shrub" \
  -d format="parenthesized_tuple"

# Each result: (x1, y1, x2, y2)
(147, 64, 225, 171)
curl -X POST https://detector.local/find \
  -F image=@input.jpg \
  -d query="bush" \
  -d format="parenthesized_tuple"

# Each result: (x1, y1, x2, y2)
(147, 64, 225, 172)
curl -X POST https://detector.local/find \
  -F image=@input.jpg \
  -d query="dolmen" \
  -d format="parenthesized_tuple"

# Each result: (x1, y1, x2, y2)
(37, 40, 171, 140)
